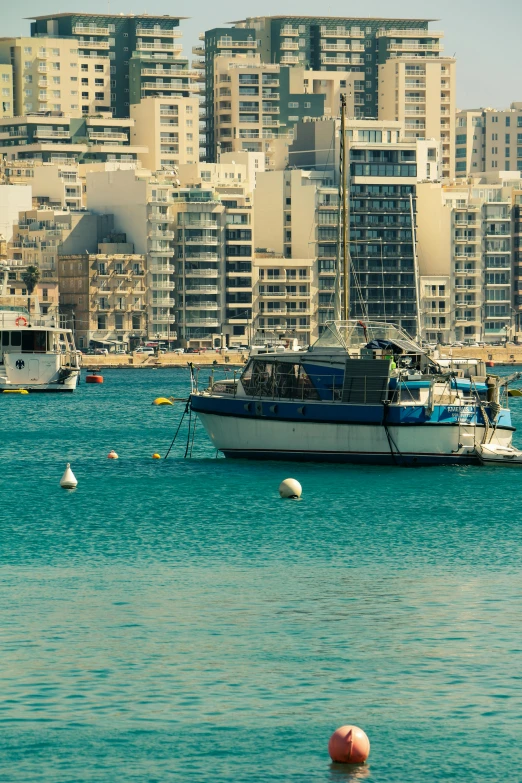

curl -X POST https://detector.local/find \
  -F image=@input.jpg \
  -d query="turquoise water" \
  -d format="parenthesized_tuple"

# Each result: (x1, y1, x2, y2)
(1, 367, 522, 782)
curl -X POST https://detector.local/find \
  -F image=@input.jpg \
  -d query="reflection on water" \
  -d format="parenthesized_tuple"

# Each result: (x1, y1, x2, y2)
(0, 368, 521, 782)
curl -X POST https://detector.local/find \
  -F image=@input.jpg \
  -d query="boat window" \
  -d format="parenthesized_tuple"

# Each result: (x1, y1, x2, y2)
(11, 331, 21, 347)
(241, 359, 319, 400)
(1, 332, 8, 347)
(21, 331, 47, 352)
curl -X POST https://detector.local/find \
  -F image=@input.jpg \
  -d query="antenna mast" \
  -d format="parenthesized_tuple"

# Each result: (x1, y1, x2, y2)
(340, 94, 349, 321)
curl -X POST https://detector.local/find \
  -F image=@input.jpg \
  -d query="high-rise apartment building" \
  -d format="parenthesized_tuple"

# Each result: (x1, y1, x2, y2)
(256, 117, 441, 338)
(379, 55, 455, 179)
(26, 13, 190, 118)
(201, 16, 449, 165)
(417, 172, 522, 343)
(85, 161, 257, 348)
(455, 104, 522, 177)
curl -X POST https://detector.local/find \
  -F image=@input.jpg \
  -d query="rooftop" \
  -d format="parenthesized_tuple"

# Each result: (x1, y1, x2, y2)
(229, 15, 438, 24)
(27, 12, 188, 21)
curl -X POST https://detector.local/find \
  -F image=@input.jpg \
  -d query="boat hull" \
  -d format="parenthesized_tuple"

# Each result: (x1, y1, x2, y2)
(193, 408, 512, 466)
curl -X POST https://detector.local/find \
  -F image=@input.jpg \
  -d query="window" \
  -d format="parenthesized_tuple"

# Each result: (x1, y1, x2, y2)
(115, 314, 123, 330)
(95, 64, 104, 72)
(97, 314, 107, 330)
(492, 133, 498, 140)
(24, 46, 32, 54)
(95, 92, 104, 100)
(288, 102, 298, 108)
(81, 64, 88, 72)
(506, 134, 511, 143)
(506, 116, 511, 127)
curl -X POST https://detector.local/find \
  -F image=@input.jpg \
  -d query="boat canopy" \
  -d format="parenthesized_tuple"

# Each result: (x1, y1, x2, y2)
(309, 320, 423, 353)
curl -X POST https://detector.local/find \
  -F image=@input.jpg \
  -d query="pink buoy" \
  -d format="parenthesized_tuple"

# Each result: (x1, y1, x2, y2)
(328, 725, 370, 764)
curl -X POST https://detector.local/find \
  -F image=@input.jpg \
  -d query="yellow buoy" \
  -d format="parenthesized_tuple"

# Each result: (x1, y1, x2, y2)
(152, 453, 161, 459)
(3, 389, 29, 394)
(152, 397, 174, 406)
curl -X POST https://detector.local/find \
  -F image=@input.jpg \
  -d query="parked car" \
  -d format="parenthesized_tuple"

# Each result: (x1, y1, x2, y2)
(186, 347, 203, 354)
(135, 347, 154, 355)
(172, 348, 185, 354)
(94, 348, 109, 355)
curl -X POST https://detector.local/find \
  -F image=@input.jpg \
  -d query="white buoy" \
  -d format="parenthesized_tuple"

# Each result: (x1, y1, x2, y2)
(60, 463, 78, 489)
(279, 478, 302, 499)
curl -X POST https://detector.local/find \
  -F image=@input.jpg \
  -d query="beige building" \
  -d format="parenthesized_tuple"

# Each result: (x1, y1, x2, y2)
(86, 162, 259, 348)
(2, 159, 84, 209)
(0, 63, 13, 118)
(58, 246, 148, 350)
(0, 259, 59, 318)
(130, 96, 200, 171)
(0, 114, 146, 165)
(417, 172, 522, 343)
(9, 208, 114, 277)
(0, 36, 109, 117)
(379, 54, 456, 179)
(455, 104, 522, 178)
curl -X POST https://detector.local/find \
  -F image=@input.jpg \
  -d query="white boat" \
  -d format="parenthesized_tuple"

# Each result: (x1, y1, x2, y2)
(475, 443, 522, 465)
(0, 307, 80, 392)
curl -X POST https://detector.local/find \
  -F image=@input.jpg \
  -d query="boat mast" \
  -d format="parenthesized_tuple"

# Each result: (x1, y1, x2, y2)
(340, 94, 349, 321)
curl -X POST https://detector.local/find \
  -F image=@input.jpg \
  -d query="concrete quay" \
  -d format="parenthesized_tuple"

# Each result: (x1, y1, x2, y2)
(81, 352, 248, 370)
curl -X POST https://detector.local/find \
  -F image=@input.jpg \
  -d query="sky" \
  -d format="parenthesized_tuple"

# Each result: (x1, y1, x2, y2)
(2, 0, 521, 109)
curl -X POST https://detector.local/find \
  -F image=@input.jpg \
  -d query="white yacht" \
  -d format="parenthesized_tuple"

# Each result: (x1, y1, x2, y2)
(0, 307, 80, 392)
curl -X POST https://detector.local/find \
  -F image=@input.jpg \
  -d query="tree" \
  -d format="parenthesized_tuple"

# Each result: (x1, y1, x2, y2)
(21, 265, 40, 316)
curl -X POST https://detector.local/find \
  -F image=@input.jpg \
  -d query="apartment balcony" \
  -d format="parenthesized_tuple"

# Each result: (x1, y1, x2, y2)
(185, 269, 219, 278)
(405, 80, 426, 89)
(405, 122, 426, 130)
(377, 28, 444, 38)
(192, 59, 205, 69)
(184, 317, 220, 326)
(320, 26, 364, 37)
(258, 290, 285, 297)
(262, 119, 280, 127)
(183, 284, 219, 294)
(320, 55, 353, 65)
(37, 65, 48, 73)
(321, 42, 351, 51)
(79, 53, 110, 60)
(179, 219, 218, 228)
(136, 26, 182, 38)
(149, 230, 175, 240)
(34, 129, 70, 139)
(262, 106, 280, 114)
(73, 24, 110, 35)
(138, 41, 183, 52)
(141, 67, 186, 76)
(262, 78, 280, 86)
(280, 55, 299, 64)
(388, 42, 443, 52)
(87, 131, 128, 141)
(184, 237, 219, 246)
(454, 236, 479, 243)
(185, 302, 219, 310)
(404, 109, 426, 116)
(216, 39, 257, 49)
(281, 42, 299, 50)
(281, 26, 299, 35)
(262, 91, 280, 99)
(141, 81, 186, 91)
(78, 39, 110, 49)
(149, 249, 175, 258)
(152, 314, 176, 324)
(0, 129, 28, 139)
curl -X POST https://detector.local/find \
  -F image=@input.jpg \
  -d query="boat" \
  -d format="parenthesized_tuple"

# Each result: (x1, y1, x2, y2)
(475, 443, 522, 465)
(0, 307, 80, 392)
(188, 95, 519, 465)
(189, 320, 518, 465)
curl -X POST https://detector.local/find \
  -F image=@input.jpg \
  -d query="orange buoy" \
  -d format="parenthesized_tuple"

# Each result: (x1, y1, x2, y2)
(486, 361, 495, 368)
(107, 450, 119, 460)
(328, 725, 370, 764)
(152, 453, 161, 460)
(86, 371, 103, 384)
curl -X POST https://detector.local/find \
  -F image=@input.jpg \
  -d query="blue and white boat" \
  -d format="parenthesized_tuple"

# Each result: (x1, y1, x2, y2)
(189, 319, 516, 466)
